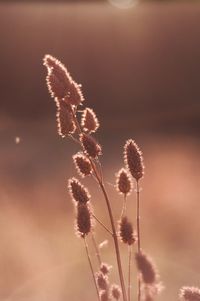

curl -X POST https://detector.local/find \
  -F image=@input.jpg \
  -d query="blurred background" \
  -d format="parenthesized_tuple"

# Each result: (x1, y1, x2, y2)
(0, 0, 200, 300)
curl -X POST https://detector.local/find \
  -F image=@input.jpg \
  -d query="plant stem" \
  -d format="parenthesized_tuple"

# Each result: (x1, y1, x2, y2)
(84, 236, 100, 301)
(91, 232, 102, 266)
(136, 180, 141, 301)
(92, 214, 113, 236)
(128, 246, 132, 301)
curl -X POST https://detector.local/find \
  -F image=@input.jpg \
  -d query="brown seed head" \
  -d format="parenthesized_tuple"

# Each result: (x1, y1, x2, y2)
(43, 54, 84, 105)
(80, 133, 102, 158)
(68, 178, 90, 204)
(81, 108, 100, 133)
(111, 284, 121, 300)
(100, 290, 110, 301)
(119, 216, 136, 245)
(56, 100, 76, 137)
(116, 168, 132, 196)
(76, 203, 92, 238)
(100, 263, 112, 275)
(179, 287, 200, 301)
(124, 139, 144, 181)
(73, 152, 92, 177)
(135, 252, 158, 284)
(96, 272, 109, 291)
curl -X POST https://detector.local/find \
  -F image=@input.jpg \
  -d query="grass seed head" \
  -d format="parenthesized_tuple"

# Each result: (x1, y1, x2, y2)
(76, 203, 92, 238)
(100, 290, 110, 301)
(43, 54, 84, 105)
(80, 133, 102, 158)
(81, 108, 100, 133)
(56, 100, 76, 137)
(73, 152, 92, 177)
(179, 287, 200, 301)
(111, 284, 121, 300)
(68, 177, 90, 204)
(96, 272, 109, 290)
(100, 262, 112, 275)
(124, 139, 144, 181)
(135, 252, 158, 284)
(116, 168, 132, 196)
(119, 216, 136, 245)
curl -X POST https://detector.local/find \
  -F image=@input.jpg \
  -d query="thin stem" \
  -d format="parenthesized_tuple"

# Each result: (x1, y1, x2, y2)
(128, 246, 132, 301)
(120, 194, 127, 219)
(84, 236, 100, 301)
(136, 180, 141, 253)
(91, 232, 102, 266)
(136, 180, 141, 301)
(92, 214, 113, 236)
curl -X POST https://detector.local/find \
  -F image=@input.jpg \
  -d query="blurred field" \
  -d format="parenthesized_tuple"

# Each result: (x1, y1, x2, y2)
(0, 119, 200, 301)
(1, 1, 200, 300)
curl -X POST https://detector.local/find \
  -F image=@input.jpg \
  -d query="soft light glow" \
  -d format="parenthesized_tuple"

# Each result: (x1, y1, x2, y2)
(108, 0, 138, 9)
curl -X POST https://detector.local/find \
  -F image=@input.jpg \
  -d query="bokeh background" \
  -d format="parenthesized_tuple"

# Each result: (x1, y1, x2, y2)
(0, 0, 200, 300)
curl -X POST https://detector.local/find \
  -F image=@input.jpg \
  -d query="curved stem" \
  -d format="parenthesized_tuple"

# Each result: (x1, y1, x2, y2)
(84, 237, 100, 301)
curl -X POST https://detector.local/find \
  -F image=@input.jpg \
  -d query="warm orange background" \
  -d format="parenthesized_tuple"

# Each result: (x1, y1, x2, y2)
(0, 1, 200, 301)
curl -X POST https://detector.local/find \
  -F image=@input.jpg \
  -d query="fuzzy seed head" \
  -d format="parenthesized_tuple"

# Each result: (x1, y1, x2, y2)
(43, 54, 84, 105)
(80, 133, 102, 158)
(68, 178, 90, 204)
(73, 152, 92, 177)
(100, 263, 112, 275)
(116, 168, 132, 196)
(76, 203, 92, 238)
(81, 108, 100, 133)
(100, 290, 110, 301)
(119, 216, 136, 245)
(179, 287, 200, 301)
(135, 252, 158, 284)
(111, 284, 121, 300)
(96, 272, 109, 291)
(124, 139, 144, 181)
(56, 100, 76, 137)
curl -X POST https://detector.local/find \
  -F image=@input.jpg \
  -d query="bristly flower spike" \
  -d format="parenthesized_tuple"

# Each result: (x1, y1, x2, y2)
(135, 251, 158, 284)
(56, 100, 76, 137)
(68, 177, 91, 204)
(73, 152, 92, 177)
(119, 216, 136, 245)
(111, 284, 122, 300)
(80, 133, 102, 159)
(76, 203, 93, 238)
(116, 168, 133, 196)
(124, 139, 144, 181)
(81, 108, 100, 133)
(43, 54, 84, 105)
(179, 286, 200, 301)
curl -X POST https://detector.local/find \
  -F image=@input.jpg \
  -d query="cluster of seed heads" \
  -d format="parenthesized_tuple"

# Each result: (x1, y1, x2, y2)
(43, 54, 195, 301)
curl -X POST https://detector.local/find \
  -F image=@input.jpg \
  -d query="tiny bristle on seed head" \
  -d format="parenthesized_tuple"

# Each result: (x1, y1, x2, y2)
(81, 108, 100, 133)
(56, 100, 76, 137)
(179, 286, 200, 301)
(124, 139, 144, 181)
(96, 272, 109, 290)
(135, 252, 158, 284)
(119, 216, 136, 245)
(76, 203, 92, 238)
(100, 262, 112, 275)
(68, 177, 90, 204)
(80, 133, 102, 158)
(116, 168, 132, 196)
(73, 152, 92, 177)
(111, 284, 122, 300)
(43, 54, 84, 105)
